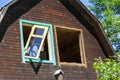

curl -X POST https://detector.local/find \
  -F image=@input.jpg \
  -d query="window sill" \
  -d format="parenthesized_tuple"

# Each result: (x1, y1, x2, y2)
(60, 62, 87, 67)
(24, 58, 54, 64)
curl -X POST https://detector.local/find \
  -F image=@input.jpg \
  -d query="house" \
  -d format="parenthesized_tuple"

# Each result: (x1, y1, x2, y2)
(0, 0, 115, 80)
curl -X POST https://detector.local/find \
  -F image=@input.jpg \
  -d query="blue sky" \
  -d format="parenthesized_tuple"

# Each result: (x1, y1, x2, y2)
(0, 0, 89, 8)
(0, 0, 12, 8)
(81, 0, 90, 6)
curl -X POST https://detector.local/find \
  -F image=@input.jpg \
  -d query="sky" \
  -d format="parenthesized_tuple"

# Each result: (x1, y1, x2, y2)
(0, 0, 12, 8)
(80, 0, 90, 6)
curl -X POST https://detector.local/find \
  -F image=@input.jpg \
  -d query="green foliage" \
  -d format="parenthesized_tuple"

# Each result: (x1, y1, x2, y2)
(88, 1, 120, 79)
(116, 52, 120, 60)
(93, 52, 120, 80)
(88, 0, 120, 52)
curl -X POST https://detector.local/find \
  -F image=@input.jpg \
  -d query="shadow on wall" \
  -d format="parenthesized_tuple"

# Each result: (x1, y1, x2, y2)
(30, 61, 64, 80)
(30, 61, 42, 74)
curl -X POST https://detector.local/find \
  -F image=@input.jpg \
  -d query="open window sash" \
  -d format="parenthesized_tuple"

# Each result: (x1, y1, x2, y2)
(24, 25, 48, 59)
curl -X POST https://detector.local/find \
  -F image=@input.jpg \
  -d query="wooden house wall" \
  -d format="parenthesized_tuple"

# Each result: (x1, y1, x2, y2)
(0, 0, 105, 80)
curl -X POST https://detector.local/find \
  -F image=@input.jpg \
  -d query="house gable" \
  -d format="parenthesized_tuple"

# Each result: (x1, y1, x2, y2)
(0, 0, 114, 56)
(0, 0, 114, 79)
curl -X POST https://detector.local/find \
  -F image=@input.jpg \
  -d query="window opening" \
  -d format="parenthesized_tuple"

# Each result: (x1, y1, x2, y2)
(20, 19, 56, 65)
(56, 27, 82, 63)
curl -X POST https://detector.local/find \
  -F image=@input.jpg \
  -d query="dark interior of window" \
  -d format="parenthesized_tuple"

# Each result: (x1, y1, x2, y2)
(40, 37, 49, 60)
(56, 27, 82, 63)
(23, 25, 31, 46)
(23, 25, 49, 60)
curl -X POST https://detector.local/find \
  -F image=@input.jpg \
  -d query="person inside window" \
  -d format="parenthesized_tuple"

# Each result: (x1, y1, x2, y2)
(24, 28, 45, 58)
(25, 37, 41, 57)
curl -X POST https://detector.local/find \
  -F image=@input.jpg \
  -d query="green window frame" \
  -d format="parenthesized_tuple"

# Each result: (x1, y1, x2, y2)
(19, 19, 56, 65)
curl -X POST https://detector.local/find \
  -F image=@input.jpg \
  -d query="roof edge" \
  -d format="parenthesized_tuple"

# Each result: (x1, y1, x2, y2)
(0, 0, 18, 23)
(78, 0, 115, 55)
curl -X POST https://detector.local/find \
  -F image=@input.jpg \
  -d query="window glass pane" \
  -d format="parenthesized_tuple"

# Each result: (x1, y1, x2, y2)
(25, 37, 42, 57)
(34, 28, 44, 35)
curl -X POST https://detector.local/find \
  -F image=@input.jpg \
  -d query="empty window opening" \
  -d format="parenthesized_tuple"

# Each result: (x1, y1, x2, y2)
(23, 23, 49, 60)
(56, 27, 82, 63)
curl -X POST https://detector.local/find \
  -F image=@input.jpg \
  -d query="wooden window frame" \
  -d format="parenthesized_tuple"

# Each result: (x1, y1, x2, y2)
(24, 25, 48, 59)
(54, 25, 86, 67)
(19, 19, 56, 65)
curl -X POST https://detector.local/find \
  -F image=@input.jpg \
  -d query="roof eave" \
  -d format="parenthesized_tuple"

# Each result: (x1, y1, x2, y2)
(0, 0, 18, 23)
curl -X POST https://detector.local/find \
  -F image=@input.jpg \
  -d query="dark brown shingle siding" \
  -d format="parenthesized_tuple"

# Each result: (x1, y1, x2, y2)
(0, 0, 106, 79)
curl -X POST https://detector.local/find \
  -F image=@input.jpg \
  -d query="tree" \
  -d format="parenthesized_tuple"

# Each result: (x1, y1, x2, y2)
(88, 0, 120, 52)
(93, 52, 120, 80)
(88, 0, 120, 80)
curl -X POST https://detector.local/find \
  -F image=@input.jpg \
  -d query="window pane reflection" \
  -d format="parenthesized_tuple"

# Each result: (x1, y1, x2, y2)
(34, 28, 44, 35)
